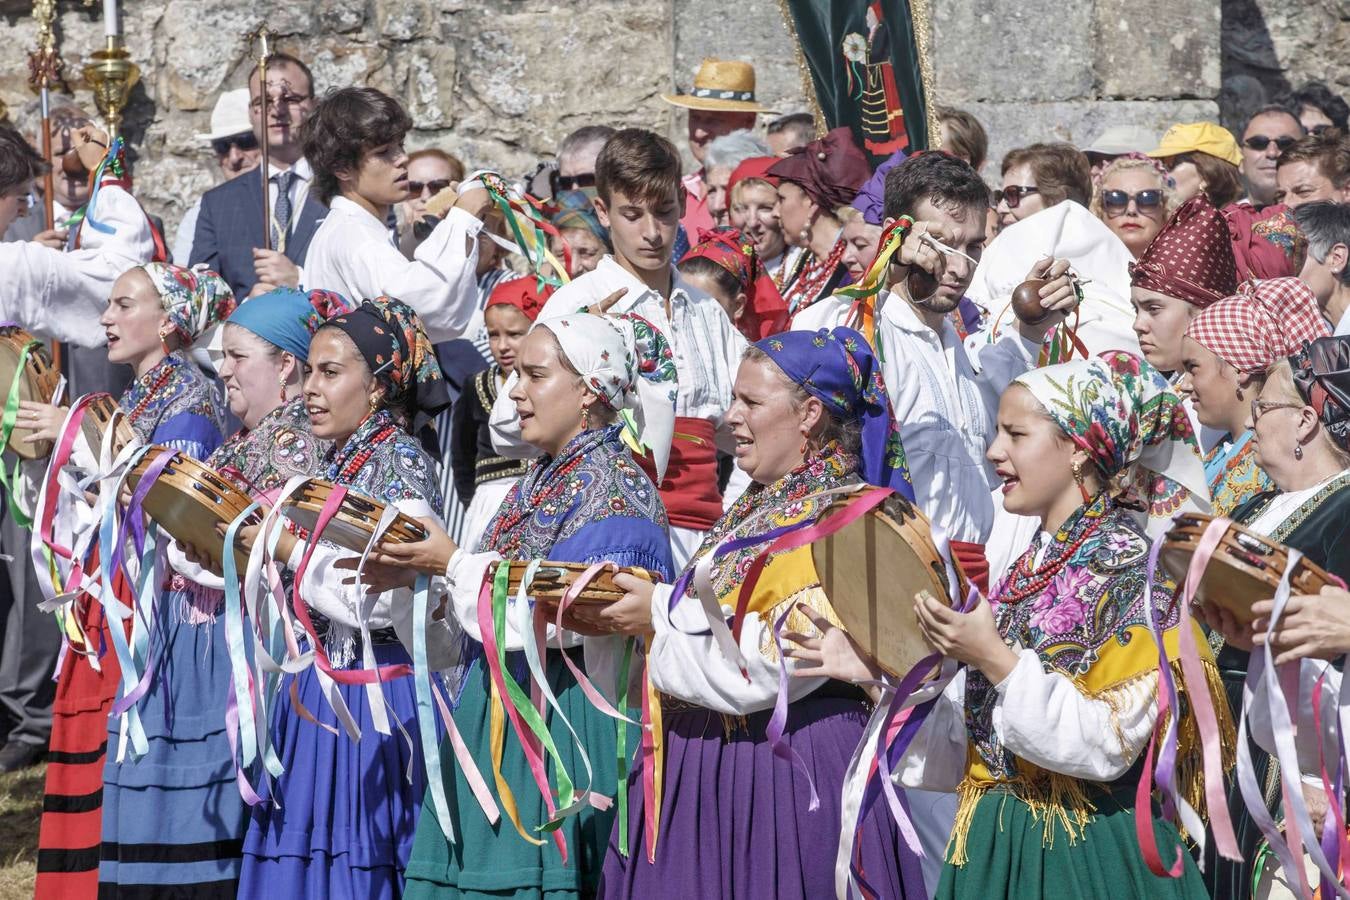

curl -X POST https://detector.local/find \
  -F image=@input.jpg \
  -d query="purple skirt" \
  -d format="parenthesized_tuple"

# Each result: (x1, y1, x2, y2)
(599, 690, 909, 900)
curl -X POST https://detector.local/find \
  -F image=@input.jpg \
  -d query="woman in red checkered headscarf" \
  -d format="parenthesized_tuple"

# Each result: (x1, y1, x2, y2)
(1181, 276, 1331, 515)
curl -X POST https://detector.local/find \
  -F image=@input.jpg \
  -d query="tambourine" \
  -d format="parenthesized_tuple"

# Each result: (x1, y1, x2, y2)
(1160, 513, 1339, 625)
(0, 326, 62, 460)
(811, 490, 965, 678)
(79, 393, 135, 460)
(125, 447, 261, 569)
(278, 479, 428, 554)
(487, 560, 657, 605)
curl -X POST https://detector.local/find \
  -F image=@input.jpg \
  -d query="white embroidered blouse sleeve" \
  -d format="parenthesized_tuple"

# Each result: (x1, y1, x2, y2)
(894, 670, 969, 792)
(644, 583, 827, 716)
(993, 648, 1157, 780)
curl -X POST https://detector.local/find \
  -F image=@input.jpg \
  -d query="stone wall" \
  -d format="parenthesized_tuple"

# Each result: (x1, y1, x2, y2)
(0, 0, 1345, 238)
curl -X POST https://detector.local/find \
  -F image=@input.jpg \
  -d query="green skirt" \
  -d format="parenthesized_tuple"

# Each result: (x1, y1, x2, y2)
(937, 782, 1210, 900)
(404, 647, 620, 899)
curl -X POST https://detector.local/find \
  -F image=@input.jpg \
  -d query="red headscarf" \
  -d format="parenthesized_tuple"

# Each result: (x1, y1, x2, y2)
(1186, 277, 1331, 373)
(726, 156, 780, 199)
(681, 229, 788, 340)
(485, 276, 551, 322)
(1129, 195, 1238, 307)
(1223, 203, 1305, 281)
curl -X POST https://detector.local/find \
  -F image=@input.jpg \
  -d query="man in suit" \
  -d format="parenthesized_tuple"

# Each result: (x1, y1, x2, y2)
(191, 52, 325, 297)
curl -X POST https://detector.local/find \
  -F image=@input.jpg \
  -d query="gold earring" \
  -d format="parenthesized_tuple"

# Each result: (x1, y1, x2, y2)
(279, 378, 288, 403)
(581, 405, 591, 430)
(1072, 458, 1091, 503)
(158, 329, 172, 355)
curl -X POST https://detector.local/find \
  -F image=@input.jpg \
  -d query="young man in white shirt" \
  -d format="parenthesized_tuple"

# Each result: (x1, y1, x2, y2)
(492, 128, 749, 566)
(794, 152, 1079, 592)
(298, 86, 493, 342)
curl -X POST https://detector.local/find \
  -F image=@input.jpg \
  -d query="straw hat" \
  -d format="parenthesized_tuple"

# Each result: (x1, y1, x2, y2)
(194, 89, 253, 143)
(662, 59, 767, 113)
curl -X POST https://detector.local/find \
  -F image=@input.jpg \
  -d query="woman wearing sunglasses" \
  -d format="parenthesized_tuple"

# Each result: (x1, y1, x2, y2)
(995, 143, 1092, 230)
(1089, 157, 1176, 259)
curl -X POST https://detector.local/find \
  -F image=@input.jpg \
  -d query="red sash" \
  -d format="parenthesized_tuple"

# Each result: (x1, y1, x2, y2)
(948, 539, 990, 597)
(634, 416, 722, 531)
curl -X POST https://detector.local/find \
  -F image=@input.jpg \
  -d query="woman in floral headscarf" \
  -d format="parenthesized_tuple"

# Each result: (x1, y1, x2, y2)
(96, 287, 349, 897)
(27, 261, 234, 898)
(795, 351, 1227, 900)
(356, 311, 677, 900)
(233, 296, 451, 900)
(679, 228, 788, 340)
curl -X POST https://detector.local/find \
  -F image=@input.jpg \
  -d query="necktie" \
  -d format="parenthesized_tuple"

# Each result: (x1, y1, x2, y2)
(271, 170, 296, 251)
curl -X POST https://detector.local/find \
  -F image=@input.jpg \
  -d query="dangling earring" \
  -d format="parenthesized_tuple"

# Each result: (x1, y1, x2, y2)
(1294, 443, 1304, 460)
(1072, 458, 1091, 503)
(799, 435, 811, 457)
(581, 405, 591, 431)
(278, 378, 288, 403)
(158, 329, 172, 355)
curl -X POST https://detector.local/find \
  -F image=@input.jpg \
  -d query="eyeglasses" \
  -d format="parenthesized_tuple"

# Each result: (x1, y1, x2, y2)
(549, 171, 597, 195)
(997, 185, 1039, 208)
(210, 133, 260, 157)
(249, 93, 312, 111)
(1243, 135, 1298, 153)
(407, 179, 451, 197)
(1250, 399, 1302, 423)
(1102, 189, 1164, 212)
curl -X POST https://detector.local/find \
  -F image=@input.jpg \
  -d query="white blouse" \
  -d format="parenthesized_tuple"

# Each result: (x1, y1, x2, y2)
(302, 196, 483, 342)
(896, 649, 1159, 791)
(793, 290, 1038, 545)
(0, 184, 155, 347)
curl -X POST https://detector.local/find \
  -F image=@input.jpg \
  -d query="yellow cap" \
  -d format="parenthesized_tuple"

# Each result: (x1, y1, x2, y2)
(1146, 122, 1243, 167)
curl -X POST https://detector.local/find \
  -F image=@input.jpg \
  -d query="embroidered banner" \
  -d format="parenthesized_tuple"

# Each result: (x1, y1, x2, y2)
(779, 0, 938, 165)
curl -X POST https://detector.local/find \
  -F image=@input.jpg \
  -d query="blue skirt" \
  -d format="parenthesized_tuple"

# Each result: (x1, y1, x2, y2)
(238, 641, 434, 900)
(98, 591, 246, 896)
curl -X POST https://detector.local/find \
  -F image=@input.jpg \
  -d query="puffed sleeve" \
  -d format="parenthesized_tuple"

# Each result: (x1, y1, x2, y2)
(993, 648, 1158, 781)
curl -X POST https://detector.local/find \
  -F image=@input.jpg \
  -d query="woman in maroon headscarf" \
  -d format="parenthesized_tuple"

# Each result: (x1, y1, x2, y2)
(679, 228, 788, 340)
(1129, 194, 1240, 376)
(768, 127, 872, 318)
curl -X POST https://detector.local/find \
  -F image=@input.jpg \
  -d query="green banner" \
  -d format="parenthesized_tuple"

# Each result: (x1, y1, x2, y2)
(781, 0, 934, 166)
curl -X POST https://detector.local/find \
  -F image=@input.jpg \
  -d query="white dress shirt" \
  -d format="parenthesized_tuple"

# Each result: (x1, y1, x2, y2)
(172, 197, 202, 266)
(0, 184, 154, 347)
(794, 290, 1038, 544)
(1335, 305, 1350, 337)
(486, 256, 751, 565)
(302, 196, 483, 342)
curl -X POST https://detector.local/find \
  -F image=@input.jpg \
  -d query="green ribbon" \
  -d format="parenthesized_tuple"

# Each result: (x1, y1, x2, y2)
(0, 339, 46, 528)
(491, 561, 579, 829)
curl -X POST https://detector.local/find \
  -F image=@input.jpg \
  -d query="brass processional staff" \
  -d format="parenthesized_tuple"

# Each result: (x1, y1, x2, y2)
(244, 25, 277, 251)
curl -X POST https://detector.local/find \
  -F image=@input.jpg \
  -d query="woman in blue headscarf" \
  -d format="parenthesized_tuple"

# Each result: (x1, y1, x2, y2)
(592, 327, 914, 900)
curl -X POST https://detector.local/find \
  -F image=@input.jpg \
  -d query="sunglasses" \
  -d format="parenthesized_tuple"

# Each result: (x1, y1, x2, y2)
(997, 185, 1039, 208)
(550, 171, 597, 194)
(407, 179, 452, 197)
(1102, 189, 1164, 212)
(211, 133, 259, 157)
(1243, 135, 1298, 153)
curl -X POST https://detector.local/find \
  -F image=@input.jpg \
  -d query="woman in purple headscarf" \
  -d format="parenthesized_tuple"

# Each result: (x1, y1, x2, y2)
(590, 326, 916, 899)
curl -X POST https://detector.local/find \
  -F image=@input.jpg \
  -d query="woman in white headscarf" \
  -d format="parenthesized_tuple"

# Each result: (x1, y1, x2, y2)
(367, 312, 679, 900)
